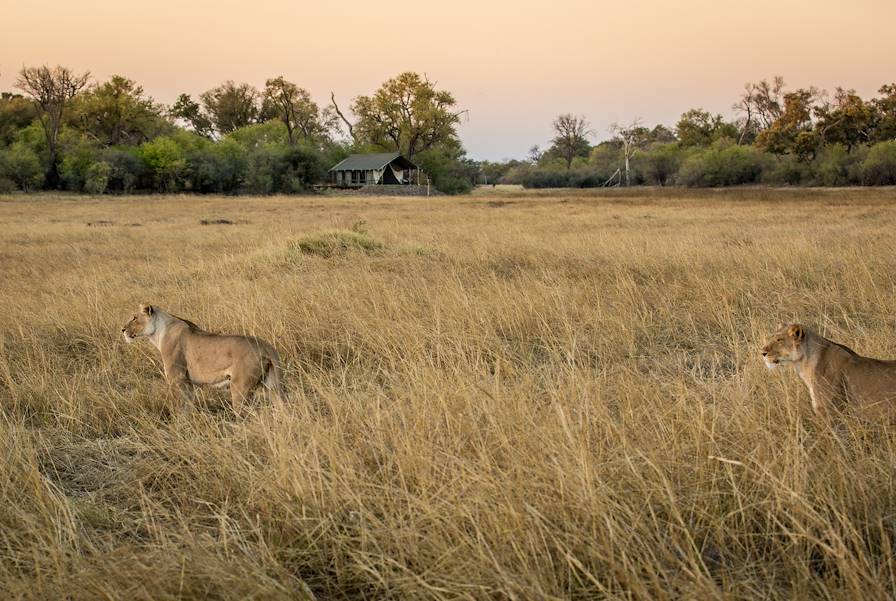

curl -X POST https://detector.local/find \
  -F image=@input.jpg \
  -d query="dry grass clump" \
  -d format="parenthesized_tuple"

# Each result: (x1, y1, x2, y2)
(290, 220, 384, 258)
(1, 189, 896, 599)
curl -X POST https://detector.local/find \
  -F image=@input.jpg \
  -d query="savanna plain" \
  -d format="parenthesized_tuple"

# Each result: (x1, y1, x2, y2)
(2, 187, 896, 600)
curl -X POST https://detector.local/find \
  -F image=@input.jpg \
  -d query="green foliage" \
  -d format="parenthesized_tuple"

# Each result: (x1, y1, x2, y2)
(676, 109, 738, 148)
(415, 141, 475, 194)
(187, 137, 247, 194)
(59, 129, 99, 191)
(83, 161, 111, 194)
(349, 72, 462, 163)
(677, 141, 766, 186)
(199, 81, 260, 135)
(71, 75, 169, 145)
(811, 144, 864, 186)
(762, 156, 811, 186)
(861, 141, 896, 185)
(139, 136, 187, 192)
(637, 143, 682, 185)
(872, 84, 896, 143)
(0, 93, 38, 146)
(99, 147, 146, 193)
(169, 94, 213, 138)
(0, 142, 45, 191)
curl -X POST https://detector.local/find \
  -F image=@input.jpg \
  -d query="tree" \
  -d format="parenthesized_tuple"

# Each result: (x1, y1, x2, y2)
(676, 109, 736, 147)
(755, 88, 819, 159)
(815, 88, 874, 151)
(0, 92, 38, 146)
(262, 77, 333, 145)
(527, 145, 543, 164)
(199, 81, 260, 135)
(871, 83, 896, 143)
(734, 77, 786, 144)
(332, 72, 465, 163)
(549, 113, 592, 169)
(609, 120, 648, 186)
(169, 93, 214, 138)
(16, 65, 90, 187)
(72, 75, 168, 145)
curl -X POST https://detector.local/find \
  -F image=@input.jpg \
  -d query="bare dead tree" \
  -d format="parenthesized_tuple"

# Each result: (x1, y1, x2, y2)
(330, 92, 355, 141)
(734, 77, 786, 144)
(16, 65, 90, 186)
(609, 119, 645, 186)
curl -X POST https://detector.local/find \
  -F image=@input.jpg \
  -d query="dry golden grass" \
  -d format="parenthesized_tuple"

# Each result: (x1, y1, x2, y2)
(2, 188, 896, 600)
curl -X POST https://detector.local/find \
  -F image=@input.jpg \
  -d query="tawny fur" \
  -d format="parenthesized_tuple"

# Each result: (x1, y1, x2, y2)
(122, 304, 285, 414)
(762, 323, 896, 417)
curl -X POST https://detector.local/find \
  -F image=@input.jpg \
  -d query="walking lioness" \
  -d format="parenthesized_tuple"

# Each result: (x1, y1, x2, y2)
(762, 323, 896, 417)
(122, 304, 285, 413)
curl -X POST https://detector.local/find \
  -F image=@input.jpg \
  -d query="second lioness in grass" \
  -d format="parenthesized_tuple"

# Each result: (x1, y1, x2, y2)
(762, 323, 896, 416)
(122, 304, 285, 413)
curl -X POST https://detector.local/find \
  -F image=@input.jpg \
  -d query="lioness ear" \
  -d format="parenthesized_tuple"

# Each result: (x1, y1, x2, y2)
(787, 324, 805, 341)
(141, 304, 154, 316)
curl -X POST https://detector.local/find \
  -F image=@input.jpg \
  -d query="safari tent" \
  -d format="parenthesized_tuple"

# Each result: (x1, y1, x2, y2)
(329, 152, 417, 187)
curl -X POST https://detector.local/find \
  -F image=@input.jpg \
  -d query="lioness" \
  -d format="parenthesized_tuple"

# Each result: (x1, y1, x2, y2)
(122, 304, 285, 413)
(762, 323, 896, 417)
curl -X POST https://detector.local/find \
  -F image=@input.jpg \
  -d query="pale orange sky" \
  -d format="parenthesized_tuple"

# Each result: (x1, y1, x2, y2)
(2, 0, 895, 159)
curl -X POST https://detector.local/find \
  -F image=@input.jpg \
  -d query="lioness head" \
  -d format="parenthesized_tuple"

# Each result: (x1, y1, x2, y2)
(122, 304, 157, 343)
(761, 323, 806, 369)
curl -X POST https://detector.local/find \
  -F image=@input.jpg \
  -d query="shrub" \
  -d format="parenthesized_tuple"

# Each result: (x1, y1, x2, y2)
(0, 142, 44, 192)
(59, 130, 100, 191)
(100, 148, 147, 193)
(762, 156, 811, 186)
(84, 161, 112, 195)
(637, 143, 682, 186)
(678, 141, 766, 186)
(140, 136, 187, 192)
(861, 141, 896, 185)
(811, 144, 864, 186)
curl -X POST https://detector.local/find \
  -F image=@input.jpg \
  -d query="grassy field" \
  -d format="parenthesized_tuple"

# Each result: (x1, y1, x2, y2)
(2, 188, 896, 600)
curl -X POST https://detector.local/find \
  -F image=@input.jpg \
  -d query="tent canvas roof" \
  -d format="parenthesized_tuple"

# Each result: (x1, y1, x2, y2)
(329, 152, 416, 172)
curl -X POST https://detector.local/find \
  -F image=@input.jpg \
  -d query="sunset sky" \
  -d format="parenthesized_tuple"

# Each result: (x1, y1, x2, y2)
(2, 0, 895, 159)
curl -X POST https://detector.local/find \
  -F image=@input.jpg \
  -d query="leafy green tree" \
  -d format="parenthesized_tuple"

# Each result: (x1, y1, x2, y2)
(415, 139, 475, 193)
(16, 65, 91, 187)
(871, 83, 896, 143)
(199, 81, 260, 135)
(334, 72, 465, 163)
(0, 92, 38, 146)
(676, 109, 737, 147)
(262, 77, 334, 145)
(169, 93, 214, 138)
(72, 75, 169, 145)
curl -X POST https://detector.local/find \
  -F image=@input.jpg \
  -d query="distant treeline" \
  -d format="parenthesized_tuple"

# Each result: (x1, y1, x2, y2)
(2, 69, 895, 194)
(486, 78, 896, 188)
(0, 68, 476, 195)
